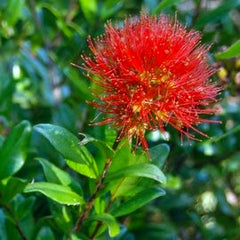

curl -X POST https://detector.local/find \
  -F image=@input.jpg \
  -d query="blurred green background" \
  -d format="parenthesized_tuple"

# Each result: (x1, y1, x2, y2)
(1, 0, 240, 239)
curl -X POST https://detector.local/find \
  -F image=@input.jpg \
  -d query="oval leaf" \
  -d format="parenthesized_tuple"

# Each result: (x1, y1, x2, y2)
(89, 213, 120, 237)
(37, 158, 82, 194)
(37, 158, 72, 185)
(34, 124, 87, 164)
(112, 187, 165, 217)
(215, 40, 240, 59)
(0, 121, 31, 180)
(24, 182, 84, 205)
(34, 124, 98, 178)
(150, 144, 170, 168)
(106, 163, 166, 184)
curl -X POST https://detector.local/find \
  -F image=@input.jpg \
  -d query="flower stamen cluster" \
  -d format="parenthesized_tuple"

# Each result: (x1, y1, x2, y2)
(81, 14, 220, 150)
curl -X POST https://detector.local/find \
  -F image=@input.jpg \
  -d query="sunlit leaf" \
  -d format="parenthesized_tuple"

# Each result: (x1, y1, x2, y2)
(106, 163, 166, 184)
(3, 0, 24, 25)
(78, 0, 97, 22)
(24, 182, 84, 205)
(34, 124, 98, 178)
(37, 158, 82, 194)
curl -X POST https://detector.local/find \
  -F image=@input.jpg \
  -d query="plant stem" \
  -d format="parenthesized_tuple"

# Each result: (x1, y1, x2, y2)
(90, 176, 125, 238)
(4, 205, 27, 240)
(73, 132, 120, 232)
(90, 198, 114, 239)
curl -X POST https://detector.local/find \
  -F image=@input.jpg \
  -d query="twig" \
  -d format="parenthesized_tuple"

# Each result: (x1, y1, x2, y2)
(90, 178, 125, 239)
(4, 205, 27, 240)
(73, 132, 120, 232)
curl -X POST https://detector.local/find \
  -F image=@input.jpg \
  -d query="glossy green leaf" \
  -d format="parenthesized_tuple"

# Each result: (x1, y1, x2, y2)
(150, 144, 170, 168)
(65, 160, 96, 179)
(78, 133, 114, 157)
(0, 121, 31, 180)
(37, 158, 82, 194)
(215, 40, 240, 59)
(0, 177, 27, 204)
(34, 124, 87, 164)
(106, 163, 166, 184)
(34, 124, 98, 178)
(37, 158, 72, 185)
(24, 182, 84, 205)
(153, 0, 183, 14)
(89, 213, 120, 237)
(112, 187, 165, 217)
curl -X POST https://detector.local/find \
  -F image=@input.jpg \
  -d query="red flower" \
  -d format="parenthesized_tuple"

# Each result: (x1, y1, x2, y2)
(81, 14, 220, 150)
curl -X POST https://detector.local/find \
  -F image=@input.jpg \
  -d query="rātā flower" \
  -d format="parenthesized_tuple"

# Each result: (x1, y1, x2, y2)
(80, 14, 220, 150)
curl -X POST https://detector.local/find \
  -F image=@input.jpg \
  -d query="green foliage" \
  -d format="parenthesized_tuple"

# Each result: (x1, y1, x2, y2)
(106, 163, 166, 183)
(0, 177, 27, 204)
(0, 121, 31, 180)
(215, 40, 240, 59)
(111, 187, 166, 217)
(24, 182, 84, 205)
(0, 0, 240, 239)
(88, 213, 120, 237)
(34, 124, 98, 178)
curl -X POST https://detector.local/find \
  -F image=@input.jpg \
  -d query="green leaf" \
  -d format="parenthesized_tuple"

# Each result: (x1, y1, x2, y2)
(24, 182, 84, 205)
(34, 124, 98, 178)
(49, 203, 72, 234)
(106, 163, 166, 184)
(112, 187, 165, 217)
(88, 213, 120, 237)
(215, 40, 240, 59)
(153, 0, 183, 14)
(3, 0, 24, 25)
(37, 158, 72, 185)
(15, 196, 36, 220)
(150, 144, 170, 168)
(37, 158, 82, 194)
(194, 0, 240, 29)
(0, 120, 31, 180)
(0, 177, 27, 204)
(65, 160, 97, 179)
(78, 0, 97, 22)
(34, 124, 87, 164)
(78, 133, 114, 157)
(36, 226, 55, 240)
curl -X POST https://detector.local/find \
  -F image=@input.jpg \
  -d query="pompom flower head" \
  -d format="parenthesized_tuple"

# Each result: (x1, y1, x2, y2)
(81, 14, 220, 150)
